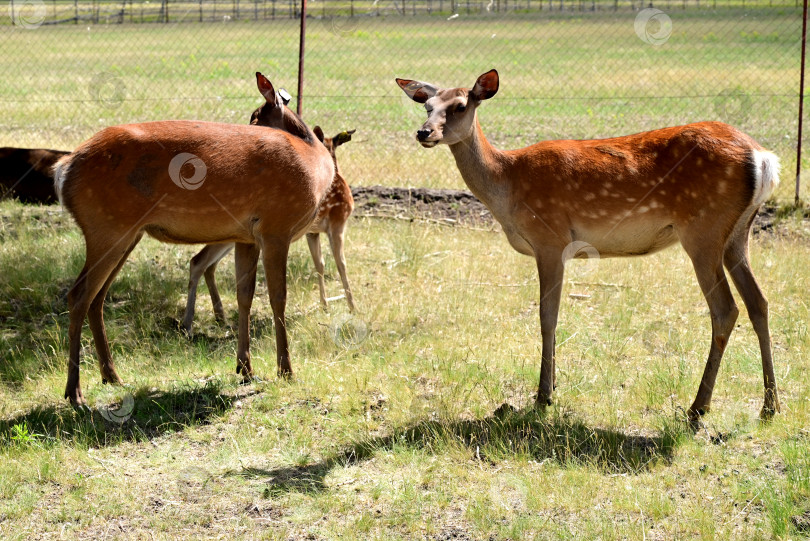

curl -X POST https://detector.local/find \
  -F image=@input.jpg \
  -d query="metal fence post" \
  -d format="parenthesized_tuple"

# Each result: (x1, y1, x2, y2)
(297, 0, 307, 116)
(798, 0, 808, 204)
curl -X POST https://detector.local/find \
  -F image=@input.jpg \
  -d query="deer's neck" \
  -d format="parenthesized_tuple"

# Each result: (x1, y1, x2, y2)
(448, 119, 510, 212)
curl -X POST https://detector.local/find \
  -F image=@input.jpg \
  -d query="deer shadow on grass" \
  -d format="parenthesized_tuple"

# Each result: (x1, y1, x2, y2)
(0, 378, 241, 448)
(0, 250, 315, 385)
(235, 405, 687, 495)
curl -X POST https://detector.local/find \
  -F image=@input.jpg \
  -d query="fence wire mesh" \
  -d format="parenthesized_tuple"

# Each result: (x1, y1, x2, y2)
(1, 1, 803, 199)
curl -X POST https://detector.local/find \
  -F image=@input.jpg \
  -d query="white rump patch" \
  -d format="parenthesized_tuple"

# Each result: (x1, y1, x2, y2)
(53, 154, 73, 206)
(751, 150, 781, 208)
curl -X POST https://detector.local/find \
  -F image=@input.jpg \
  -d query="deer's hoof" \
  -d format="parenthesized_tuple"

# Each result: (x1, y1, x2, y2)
(534, 394, 553, 408)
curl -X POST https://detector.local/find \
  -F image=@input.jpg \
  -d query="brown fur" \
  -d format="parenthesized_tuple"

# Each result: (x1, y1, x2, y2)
(58, 73, 334, 405)
(181, 127, 357, 335)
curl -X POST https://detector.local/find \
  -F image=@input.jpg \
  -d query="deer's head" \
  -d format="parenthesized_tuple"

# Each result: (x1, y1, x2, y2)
(396, 69, 499, 148)
(313, 126, 355, 173)
(250, 72, 312, 142)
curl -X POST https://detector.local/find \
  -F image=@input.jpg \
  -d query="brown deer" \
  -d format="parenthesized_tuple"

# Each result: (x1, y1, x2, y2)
(397, 69, 781, 422)
(181, 127, 356, 335)
(0, 147, 69, 204)
(55, 73, 334, 406)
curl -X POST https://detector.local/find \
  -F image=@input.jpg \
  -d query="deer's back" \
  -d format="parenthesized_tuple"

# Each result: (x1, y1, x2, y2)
(59, 121, 334, 244)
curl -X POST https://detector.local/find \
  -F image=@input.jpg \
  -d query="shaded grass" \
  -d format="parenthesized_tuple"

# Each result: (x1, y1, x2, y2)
(255, 404, 689, 499)
(0, 378, 234, 448)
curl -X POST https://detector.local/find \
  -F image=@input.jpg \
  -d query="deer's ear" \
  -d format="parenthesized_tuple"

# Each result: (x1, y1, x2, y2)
(471, 69, 499, 101)
(333, 129, 355, 147)
(396, 78, 437, 104)
(256, 72, 277, 105)
(313, 126, 325, 143)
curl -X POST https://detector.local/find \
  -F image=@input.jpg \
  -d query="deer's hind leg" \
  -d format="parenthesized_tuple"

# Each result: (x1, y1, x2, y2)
(306, 233, 328, 310)
(66, 231, 143, 405)
(87, 232, 144, 386)
(723, 214, 780, 419)
(327, 222, 356, 312)
(679, 230, 739, 422)
(182, 243, 233, 335)
(234, 243, 260, 380)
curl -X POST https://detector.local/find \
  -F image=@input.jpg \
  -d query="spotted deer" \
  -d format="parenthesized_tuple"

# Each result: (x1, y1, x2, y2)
(397, 69, 781, 422)
(55, 73, 334, 405)
(181, 126, 356, 335)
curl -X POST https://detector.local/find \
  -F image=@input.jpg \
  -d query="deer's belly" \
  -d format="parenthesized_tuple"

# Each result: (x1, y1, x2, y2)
(573, 221, 679, 257)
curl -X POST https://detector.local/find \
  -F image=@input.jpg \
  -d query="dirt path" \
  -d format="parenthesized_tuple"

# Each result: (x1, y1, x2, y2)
(351, 185, 787, 235)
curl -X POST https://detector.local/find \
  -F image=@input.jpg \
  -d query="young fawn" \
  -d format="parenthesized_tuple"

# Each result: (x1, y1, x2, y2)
(55, 73, 334, 405)
(181, 126, 356, 335)
(397, 69, 780, 422)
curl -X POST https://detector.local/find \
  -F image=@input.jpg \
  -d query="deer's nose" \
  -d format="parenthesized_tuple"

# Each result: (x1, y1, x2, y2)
(416, 128, 433, 142)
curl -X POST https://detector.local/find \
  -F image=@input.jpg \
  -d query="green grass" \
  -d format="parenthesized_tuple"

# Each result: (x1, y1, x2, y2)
(0, 200, 809, 538)
(0, 9, 804, 201)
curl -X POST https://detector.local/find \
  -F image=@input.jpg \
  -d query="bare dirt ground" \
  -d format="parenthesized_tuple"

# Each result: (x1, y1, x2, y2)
(351, 185, 802, 237)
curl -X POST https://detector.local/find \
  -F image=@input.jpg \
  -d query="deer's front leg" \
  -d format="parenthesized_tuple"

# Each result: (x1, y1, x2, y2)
(534, 250, 565, 406)
(234, 242, 260, 381)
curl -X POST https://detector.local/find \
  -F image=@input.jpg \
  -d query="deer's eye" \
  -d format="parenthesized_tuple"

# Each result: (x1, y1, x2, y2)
(456, 104, 466, 113)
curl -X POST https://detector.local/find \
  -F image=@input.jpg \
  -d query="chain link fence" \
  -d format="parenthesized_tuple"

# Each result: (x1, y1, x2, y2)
(1, 0, 803, 200)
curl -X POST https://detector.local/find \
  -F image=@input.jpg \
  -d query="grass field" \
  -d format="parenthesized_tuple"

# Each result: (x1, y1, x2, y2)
(0, 201, 808, 539)
(0, 9, 804, 199)
(2, 8, 810, 540)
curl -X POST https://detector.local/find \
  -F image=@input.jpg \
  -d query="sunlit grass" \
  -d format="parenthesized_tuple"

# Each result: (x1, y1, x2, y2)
(0, 198, 808, 537)
(0, 9, 803, 200)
